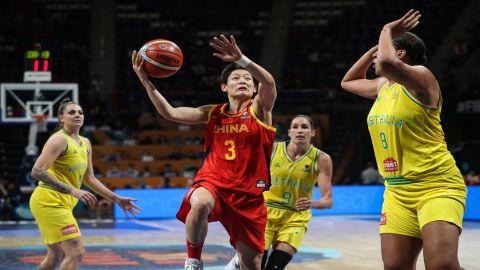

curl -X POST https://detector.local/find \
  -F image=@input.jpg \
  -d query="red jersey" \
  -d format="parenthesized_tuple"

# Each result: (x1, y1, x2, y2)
(195, 101, 276, 195)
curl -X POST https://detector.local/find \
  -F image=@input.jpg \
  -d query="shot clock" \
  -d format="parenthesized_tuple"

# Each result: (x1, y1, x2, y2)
(25, 43, 50, 72)
(24, 43, 52, 82)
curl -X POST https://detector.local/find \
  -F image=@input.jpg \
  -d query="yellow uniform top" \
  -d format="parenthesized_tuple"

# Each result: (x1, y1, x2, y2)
(38, 130, 89, 208)
(264, 141, 319, 211)
(367, 82, 461, 186)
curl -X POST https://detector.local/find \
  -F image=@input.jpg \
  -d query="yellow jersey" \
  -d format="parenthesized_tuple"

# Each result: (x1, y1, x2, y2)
(367, 82, 462, 186)
(264, 142, 319, 210)
(38, 130, 89, 208)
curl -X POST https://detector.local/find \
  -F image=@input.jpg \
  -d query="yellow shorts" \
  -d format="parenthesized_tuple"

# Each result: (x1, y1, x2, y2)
(380, 174, 466, 239)
(264, 206, 311, 251)
(29, 186, 81, 245)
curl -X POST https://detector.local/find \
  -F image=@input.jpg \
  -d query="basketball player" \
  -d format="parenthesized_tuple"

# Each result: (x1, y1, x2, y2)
(132, 34, 277, 270)
(225, 115, 333, 270)
(30, 98, 141, 270)
(341, 10, 467, 269)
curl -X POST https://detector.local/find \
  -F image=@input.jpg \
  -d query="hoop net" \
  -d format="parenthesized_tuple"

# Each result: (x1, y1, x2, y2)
(31, 114, 48, 123)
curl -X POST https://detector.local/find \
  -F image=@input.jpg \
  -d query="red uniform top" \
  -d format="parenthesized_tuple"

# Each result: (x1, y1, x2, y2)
(195, 101, 276, 196)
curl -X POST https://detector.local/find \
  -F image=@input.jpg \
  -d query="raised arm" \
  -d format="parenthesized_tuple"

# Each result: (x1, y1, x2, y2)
(31, 134, 97, 206)
(340, 45, 386, 99)
(210, 35, 276, 125)
(375, 9, 439, 106)
(82, 139, 141, 218)
(132, 50, 213, 124)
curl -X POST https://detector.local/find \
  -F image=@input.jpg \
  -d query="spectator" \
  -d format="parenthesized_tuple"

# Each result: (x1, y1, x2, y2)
(102, 153, 121, 162)
(142, 165, 153, 177)
(124, 179, 134, 189)
(106, 164, 122, 178)
(192, 136, 202, 144)
(160, 163, 178, 179)
(183, 165, 198, 178)
(465, 172, 480, 186)
(141, 150, 154, 162)
(137, 178, 151, 189)
(157, 136, 168, 144)
(93, 166, 102, 179)
(0, 178, 18, 220)
(361, 161, 383, 185)
(123, 163, 139, 177)
(169, 146, 184, 160)
(185, 150, 197, 160)
(139, 135, 153, 145)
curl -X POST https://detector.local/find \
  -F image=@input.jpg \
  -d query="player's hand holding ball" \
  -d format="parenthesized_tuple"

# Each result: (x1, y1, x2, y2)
(132, 39, 183, 81)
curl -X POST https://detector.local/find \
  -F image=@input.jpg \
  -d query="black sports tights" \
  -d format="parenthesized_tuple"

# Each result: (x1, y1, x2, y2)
(262, 250, 293, 270)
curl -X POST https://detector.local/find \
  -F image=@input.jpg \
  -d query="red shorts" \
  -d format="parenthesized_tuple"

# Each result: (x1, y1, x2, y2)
(176, 181, 267, 253)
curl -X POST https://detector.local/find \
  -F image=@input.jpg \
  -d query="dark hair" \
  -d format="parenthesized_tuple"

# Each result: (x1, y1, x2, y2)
(289, 115, 315, 129)
(218, 63, 259, 87)
(54, 98, 79, 131)
(392, 32, 427, 65)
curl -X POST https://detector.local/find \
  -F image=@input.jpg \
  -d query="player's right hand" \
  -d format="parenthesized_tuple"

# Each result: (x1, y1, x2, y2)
(70, 188, 97, 205)
(131, 50, 149, 82)
(210, 34, 243, 62)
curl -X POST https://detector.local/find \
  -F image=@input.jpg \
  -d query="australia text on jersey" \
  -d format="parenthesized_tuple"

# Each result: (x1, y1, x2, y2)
(367, 114, 404, 128)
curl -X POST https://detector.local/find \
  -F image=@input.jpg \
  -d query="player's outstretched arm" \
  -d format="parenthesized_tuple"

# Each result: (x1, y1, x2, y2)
(31, 134, 97, 206)
(82, 138, 142, 218)
(341, 45, 386, 99)
(210, 34, 276, 125)
(131, 50, 212, 125)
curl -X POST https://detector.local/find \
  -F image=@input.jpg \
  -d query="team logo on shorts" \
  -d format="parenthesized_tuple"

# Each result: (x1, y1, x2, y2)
(380, 213, 387, 225)
(256, 179, 266, 188)
(61, 224, 78, 235)
(383, 157, 399, 172)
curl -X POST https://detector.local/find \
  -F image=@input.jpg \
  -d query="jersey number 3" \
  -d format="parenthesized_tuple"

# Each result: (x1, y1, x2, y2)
(224, 140, 236, 160)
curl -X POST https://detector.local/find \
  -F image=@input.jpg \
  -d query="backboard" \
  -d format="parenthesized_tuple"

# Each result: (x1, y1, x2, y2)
(0, 83, 78, 123)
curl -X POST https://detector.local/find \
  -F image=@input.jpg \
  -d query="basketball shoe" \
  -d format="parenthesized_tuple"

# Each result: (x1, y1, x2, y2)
(224, 253, 240, 270)
(185, 258, 203, 270)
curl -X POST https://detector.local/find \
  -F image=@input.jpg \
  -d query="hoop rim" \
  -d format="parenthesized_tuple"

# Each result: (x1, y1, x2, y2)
(31, 114, 49, 122)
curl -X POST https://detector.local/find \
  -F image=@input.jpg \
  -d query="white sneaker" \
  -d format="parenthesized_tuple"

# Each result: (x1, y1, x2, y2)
(224, 253, 240, 270)
(185, 258, 203, 270)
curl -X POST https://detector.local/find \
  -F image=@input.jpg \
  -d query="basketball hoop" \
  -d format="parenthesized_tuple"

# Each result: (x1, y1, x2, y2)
(31, 114, 48, 123)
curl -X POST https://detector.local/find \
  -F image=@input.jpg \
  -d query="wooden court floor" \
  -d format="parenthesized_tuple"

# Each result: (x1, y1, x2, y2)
(0, 215, 478, 270)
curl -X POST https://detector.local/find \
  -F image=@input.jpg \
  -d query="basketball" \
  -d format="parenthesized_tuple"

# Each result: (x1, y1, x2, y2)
(139, 39, 183, 78)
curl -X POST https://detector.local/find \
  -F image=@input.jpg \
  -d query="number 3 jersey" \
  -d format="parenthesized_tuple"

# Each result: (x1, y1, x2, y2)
(195, 101, 276, 196)
(367, 82, 462, 185)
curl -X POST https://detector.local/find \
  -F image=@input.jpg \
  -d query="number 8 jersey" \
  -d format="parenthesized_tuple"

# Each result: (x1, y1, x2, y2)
(195, 101, 276, 195)
(367, 82, 461, 185)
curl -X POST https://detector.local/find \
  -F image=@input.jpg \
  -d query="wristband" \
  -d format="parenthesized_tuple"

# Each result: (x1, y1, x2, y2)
(235, 55, 252, 68)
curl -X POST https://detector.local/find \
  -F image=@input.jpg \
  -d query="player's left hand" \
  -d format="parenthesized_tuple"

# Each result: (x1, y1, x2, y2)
(295, 197, 311, 211)
(383, 9, 421, 37)
(210, 34, 243, 62)
(115, 196, 142, 218)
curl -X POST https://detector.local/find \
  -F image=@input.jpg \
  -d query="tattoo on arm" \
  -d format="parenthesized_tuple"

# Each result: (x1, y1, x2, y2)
(32, 168, 73, 194)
